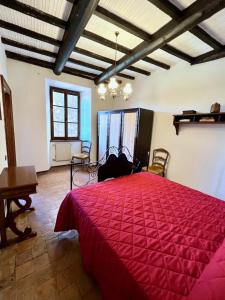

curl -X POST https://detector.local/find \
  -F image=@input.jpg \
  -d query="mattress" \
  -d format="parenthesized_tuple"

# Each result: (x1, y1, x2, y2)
(55, 172, 225, 300)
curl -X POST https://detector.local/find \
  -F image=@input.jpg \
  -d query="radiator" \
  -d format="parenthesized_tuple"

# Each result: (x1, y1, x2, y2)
(55, 143, 71, 161)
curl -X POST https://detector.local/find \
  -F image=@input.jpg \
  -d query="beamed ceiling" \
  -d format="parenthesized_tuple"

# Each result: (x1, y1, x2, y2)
(0, 0, 224, 82)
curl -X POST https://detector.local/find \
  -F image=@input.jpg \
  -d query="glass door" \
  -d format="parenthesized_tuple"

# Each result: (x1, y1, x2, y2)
(122, 111, 138, 161)
(109, 112, 122, 156)
(98, 112, 109, 162)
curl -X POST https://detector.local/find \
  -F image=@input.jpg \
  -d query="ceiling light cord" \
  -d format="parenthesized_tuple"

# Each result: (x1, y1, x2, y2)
(114, 31, 119, 69)
(97, 31, 132, 101)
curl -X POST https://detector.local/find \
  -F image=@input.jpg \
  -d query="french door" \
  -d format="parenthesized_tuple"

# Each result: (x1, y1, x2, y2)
(109, 112, 121, 156)
(98, 112, 109, 162)
(98, 109, 138, 162)
(122, 111, 138, 161)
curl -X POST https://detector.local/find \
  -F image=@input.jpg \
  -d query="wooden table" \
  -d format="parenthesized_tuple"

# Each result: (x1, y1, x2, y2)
(0, 166, 38, 248)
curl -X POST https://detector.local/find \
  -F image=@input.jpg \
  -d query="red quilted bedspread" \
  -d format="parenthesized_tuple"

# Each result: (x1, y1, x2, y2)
(55, 173, 225, 300)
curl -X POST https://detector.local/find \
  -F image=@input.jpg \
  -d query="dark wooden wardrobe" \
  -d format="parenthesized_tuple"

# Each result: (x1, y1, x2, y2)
(97, 108, 154, 167)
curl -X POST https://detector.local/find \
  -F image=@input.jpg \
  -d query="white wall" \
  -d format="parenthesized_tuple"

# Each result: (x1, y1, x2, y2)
(7, 59, 114, 172)
(111, 59, 225, 200)
(0, 38, 8, 173)
(6, 55, 225, 199)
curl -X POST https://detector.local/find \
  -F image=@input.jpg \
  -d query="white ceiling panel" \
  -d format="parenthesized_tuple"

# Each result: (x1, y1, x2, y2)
(76, 40, 168, 73)
(85, 15, 142, 49)
(0, 0, 224, 78)
(70, 51, 143, 77)
(0, 28, 59, 53)
(168, 0, 195, 10)
(99, 0, 171, 34)
(70, 52, 111, 69)
(132, 60, 160, 73)
(77, 37, 125, 61)
(65, 62, 101, 75)
(0, 5, 64, 40)
(18, 0, 72, 21)
(200, 8, 225, 45)
(4, 45, 55, 63)
(168, 32, 213, 57)
(149, 49, 186, 66)
(120, 69, 139, 77)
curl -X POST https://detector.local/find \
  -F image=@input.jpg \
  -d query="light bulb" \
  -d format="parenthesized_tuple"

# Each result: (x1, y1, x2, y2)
(108, 77, 119, 90)
(123, 83, 132, 100)
(97, 83, 107, 100)
(108, 77, 119, 97)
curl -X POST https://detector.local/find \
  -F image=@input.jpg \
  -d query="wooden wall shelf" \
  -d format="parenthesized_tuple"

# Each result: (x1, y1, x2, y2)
(173, 112, 225, 135)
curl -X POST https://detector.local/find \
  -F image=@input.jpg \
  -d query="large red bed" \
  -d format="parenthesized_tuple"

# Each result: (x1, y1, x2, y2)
(55, 173, 225, 300)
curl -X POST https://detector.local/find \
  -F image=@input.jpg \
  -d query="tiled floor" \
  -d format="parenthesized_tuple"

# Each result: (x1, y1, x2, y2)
(0, 166, 101, 300)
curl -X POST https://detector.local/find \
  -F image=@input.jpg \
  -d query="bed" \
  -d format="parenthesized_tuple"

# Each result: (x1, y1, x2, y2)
(55, 172, 225, 300)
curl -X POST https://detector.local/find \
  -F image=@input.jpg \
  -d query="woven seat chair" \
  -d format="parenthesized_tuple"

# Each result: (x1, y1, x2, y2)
(72, 140, 92, 164)
(147, 148, 169, 177)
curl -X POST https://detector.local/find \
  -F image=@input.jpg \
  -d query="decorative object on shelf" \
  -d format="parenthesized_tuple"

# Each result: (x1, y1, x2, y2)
(182, 110, 196, 114)
(179, 119, 191, 123)
(97, 32, 133, 101)
(173, 112, 225, 135)
(210, 102, 220, 113)
(199, 117, 215, 122)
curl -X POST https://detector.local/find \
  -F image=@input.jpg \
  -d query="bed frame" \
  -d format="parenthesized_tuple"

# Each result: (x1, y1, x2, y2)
(70, 146, 141, 189)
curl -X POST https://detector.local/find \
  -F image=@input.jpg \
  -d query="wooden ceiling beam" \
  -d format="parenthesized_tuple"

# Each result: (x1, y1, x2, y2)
(5, 51, 97, 80)
(0, 2, 160, 72)
(0, 0, 167, 70)
(94, 5, 193, 63)
(95, 6, 151, 41)
(162, 44, 192, 62)
(0, 0, 66, 29)
(96, 0, 225, 84)
(2, 37, 56, 57)
(54, 0, 99, 75)
(0, 20, 147, 76)
(1, 38, 135, 81)
(0, 19, 61, 46)
(148, 0, 223, 50)
(74, 47, 150, 75)
(82, 30, 170, 70)
(192, 47, 225, 65)
(147, 0, 183, 18)
(2, 0, 222, 72)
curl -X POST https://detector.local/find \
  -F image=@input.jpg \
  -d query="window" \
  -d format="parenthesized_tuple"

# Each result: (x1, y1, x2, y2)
(50, 87, 80, 140)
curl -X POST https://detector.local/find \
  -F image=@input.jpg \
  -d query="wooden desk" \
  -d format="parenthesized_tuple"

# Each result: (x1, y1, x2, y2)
(0, 166, 38, 248)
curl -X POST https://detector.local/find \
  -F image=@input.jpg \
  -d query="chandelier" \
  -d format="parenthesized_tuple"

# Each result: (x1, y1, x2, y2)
(97, 32, 133, 101)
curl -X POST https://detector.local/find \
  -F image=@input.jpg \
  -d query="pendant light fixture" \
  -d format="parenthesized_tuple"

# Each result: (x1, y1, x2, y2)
(97, 31, 133, 101)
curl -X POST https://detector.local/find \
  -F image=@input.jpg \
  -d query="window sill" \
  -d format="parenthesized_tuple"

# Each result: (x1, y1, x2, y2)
(50, 139, 81, 142)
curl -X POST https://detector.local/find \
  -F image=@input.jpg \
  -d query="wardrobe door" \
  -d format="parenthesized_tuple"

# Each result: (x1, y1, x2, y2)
(109, 112, 121, 155)
(98, 113, 109, 162)
(122, 111, 138, 161)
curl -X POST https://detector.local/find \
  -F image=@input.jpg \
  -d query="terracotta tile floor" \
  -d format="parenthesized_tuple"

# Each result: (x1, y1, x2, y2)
(0, 166, 101, 300)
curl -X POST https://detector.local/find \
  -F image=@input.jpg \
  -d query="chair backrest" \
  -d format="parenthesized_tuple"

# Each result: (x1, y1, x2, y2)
(152, 148, 169, 170)
(81, 140, 92, 155)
